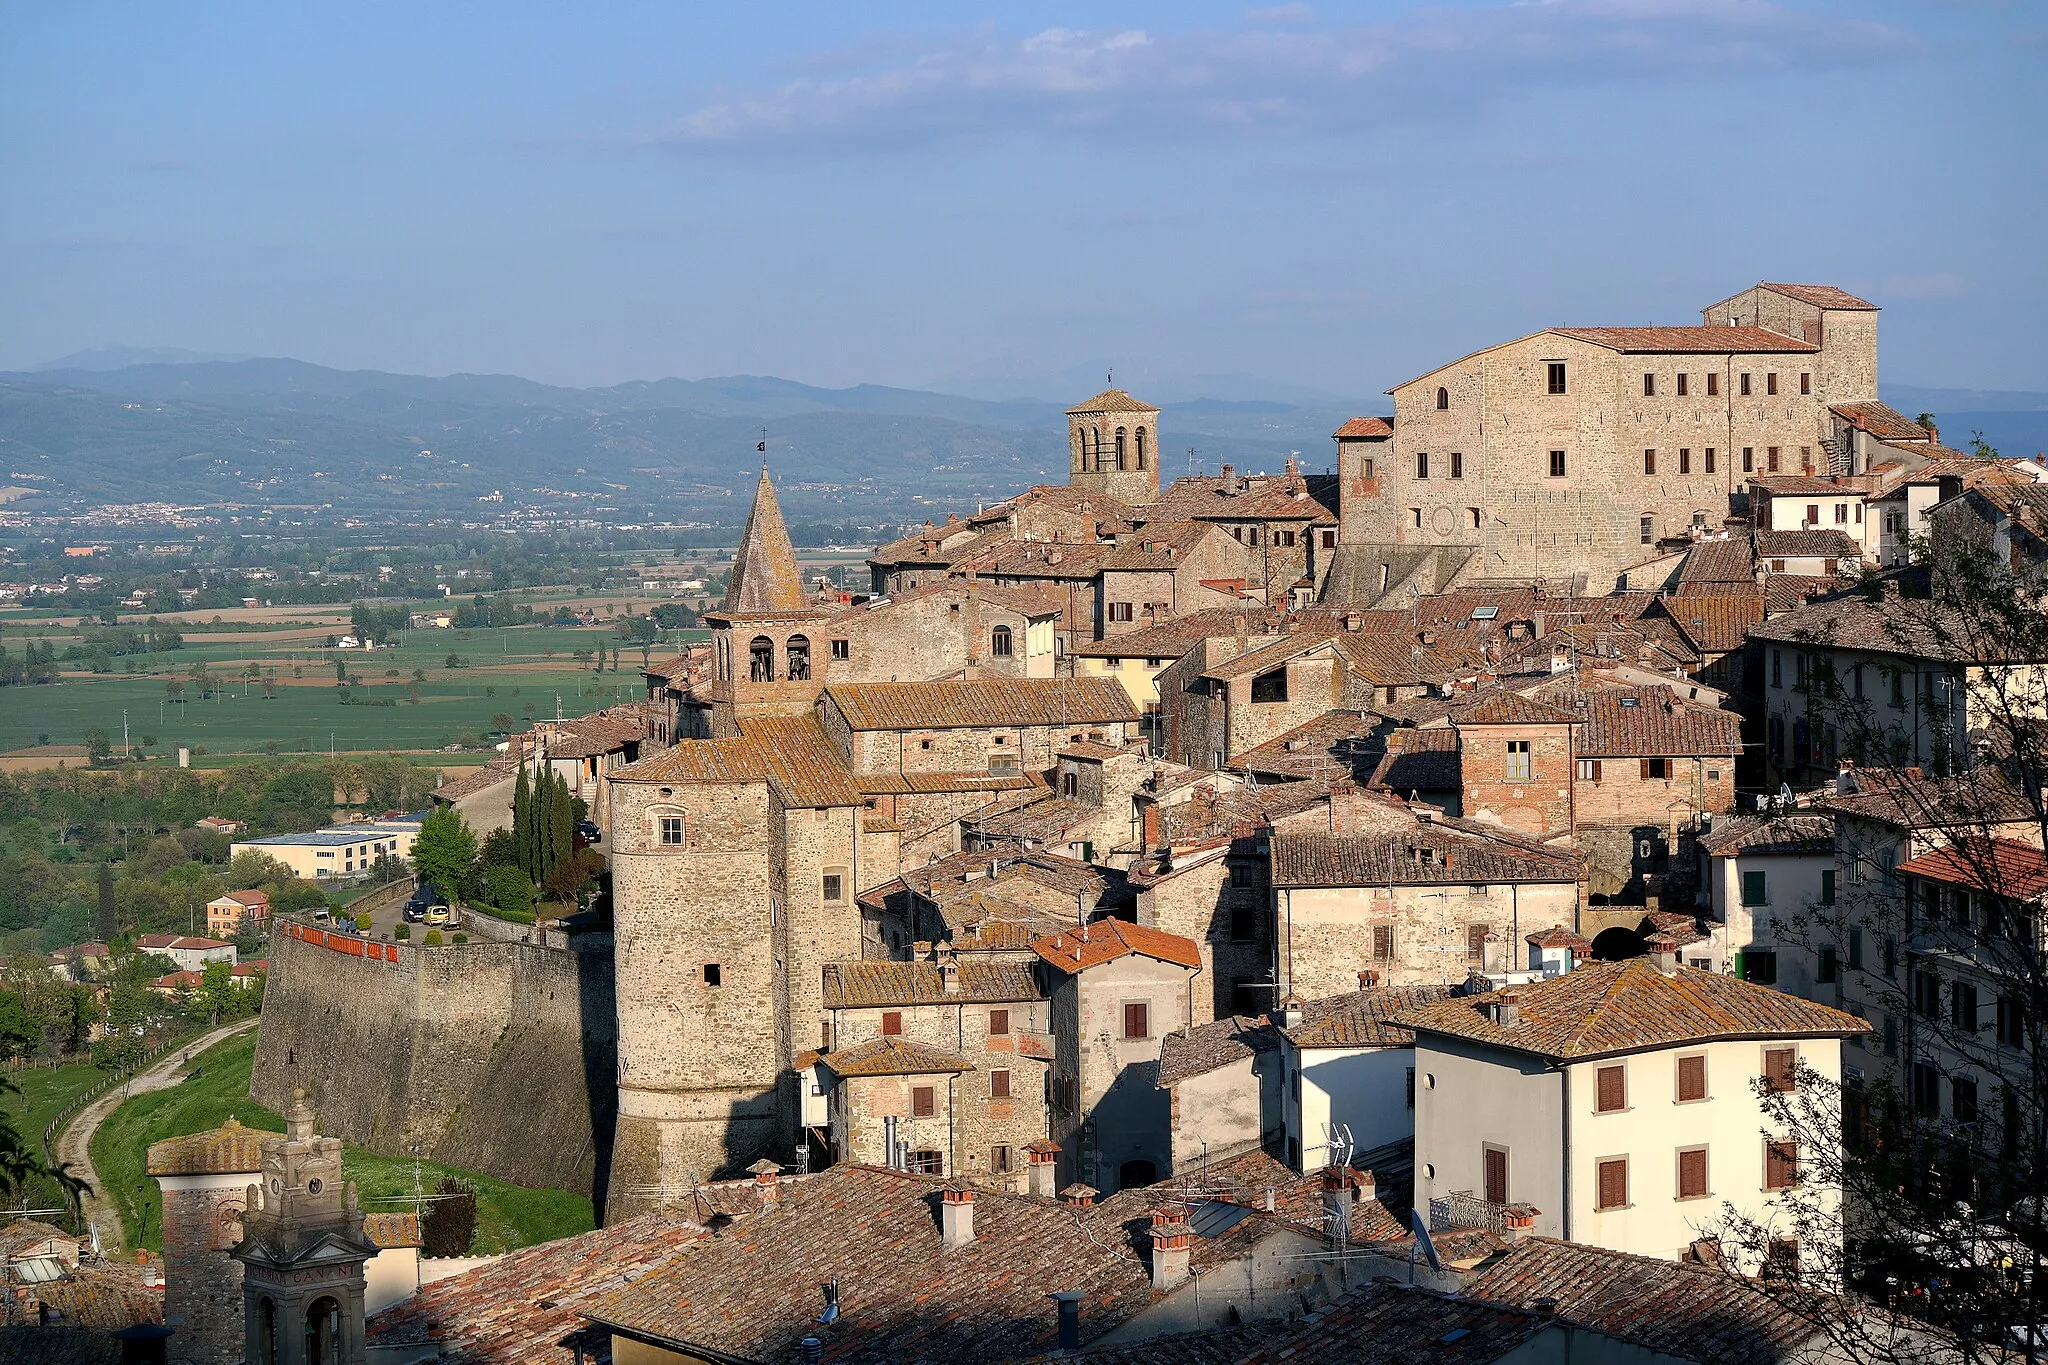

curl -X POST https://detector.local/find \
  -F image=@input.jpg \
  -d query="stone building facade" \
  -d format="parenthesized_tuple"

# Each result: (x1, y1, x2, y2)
(1067, 388, 1162, 506)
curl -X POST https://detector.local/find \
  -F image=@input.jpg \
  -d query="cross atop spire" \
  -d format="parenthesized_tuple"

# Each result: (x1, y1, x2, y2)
(725, 464, 806, 613)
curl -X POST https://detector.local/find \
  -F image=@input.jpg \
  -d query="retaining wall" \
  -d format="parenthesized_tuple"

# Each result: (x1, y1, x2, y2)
(251, 923, 617, 1209)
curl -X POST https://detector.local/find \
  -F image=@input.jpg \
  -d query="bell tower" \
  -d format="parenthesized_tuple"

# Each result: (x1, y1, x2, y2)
(1066, 388, 1161, 506)
(231, 1089, 377, 1365)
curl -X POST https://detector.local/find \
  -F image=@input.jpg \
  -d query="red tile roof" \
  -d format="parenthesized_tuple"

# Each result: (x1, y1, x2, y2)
(826, 677, 1138, 731)
(1272, 827, 1583, 889)
(1659, 592, 1764, 655)
(1397, 959, 1870, 1061)
(1064, 387, 1160, 415)
(1031, 918, 1202, 974)
(1549, 326, 1818, 354)
(1452, 693, 1580, 726)
(1830, 401, 1928, 442)
(1334, 416, 1394, 439)
(1282, 985, 1454, 1049)
(823, 1035, 974, 1078)
(1761, 282, 1877, 311)
(821, 960, 1041, 1009)
(1898, 838, 2048, 898)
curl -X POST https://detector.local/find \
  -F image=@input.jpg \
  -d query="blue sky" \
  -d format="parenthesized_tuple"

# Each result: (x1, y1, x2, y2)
(3, 1, 2042, 396)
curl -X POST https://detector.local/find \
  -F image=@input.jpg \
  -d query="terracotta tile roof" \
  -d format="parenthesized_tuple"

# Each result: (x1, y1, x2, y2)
(1754, 528, 1861, 560)
(853, 771, 1039, 795)
(363, 1212, 420, 1249)
(146, 1116, 268, 1176)
(1830, 401, 1927, 441)
(1462, 1236, 1825, 1365)
(735, 714, 864, 807)
(1150, 1150, 1408, 1244)
(1525, 926, 1593, 952)
(1816, 767, 2039, 831)
(27, 1262, 163, 1331)
(1747, 592, 2037, 663)
(897, 848, 1131, 911)
(1398, 959, 1870, 1062)
(821, 961, 1041, 1009)
(1334, 416, 1394, 439)
(1763, 574, 1845, 613)
(823, 1035, 974, 1078)
(1570, 686, 1742, 758)
(1070, 607, 1287, 659)
(1752, 473, 1864, 496)
(1282, 985, 1454, 1049)
(1873, 454, 2033, 498)
(1272, 827, 1582, 889)
(1199, 629, 1341, 682)
(1367, 727, 1462, 795)
(1761, 282, 1877, 310)
(1065, 387, 1160, 415)
(0, 1326, 124, 1363)
(951, 538, 1109, 581)
(0, 1219, 78, 1262)
(1031, 917, 1202, 974)
(1231, 711, 1385, 782)
(1697, 812, 1834, 857)
(1677, 538, 1756, 585)
(1198, 1279, 1549, 1365)
(826, 677, 1138, 731)
(1141, 472, 1339, 525)
(1658, 592, 1763, 654)
(1100, 519, 1233, 571)
(578, 1164, 1296, 1363)
(367, 1200, 756, 1362)
(433, 756, 518, 803)
(1549, 325, 1818, 354)
(1451, 693, 1579, 726)
(1332, 632, 1486, 688)
(1155, 775, 1356, 847)
(1155, 1015, 1278, 1086)
(1898, 837, 2048, 898)
(949, 919, 1042, 953)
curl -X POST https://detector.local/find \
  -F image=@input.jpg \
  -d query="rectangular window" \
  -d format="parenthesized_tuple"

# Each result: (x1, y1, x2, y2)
(1320, 528, 1336, 549)
(912, 1085, 936, 1118)
(1952, 981, 1980, 1032)
(1767, 372, 1779, 396)
(990, 1068, 1012, 1099)
(703, 963, 722, 987)
(1952, 1077, 1978, 1123)
(1643, 373, 1657, 397)
(1677, 1054, 1708, 1102)
(1834, 503, 1848, 524)
(1372, 924, 1396, 960)
(1705, 447, 1717, 473)
(1407, 1067, 1417, 1109)
(1763, 1047, 1797, 1093)
(1485, 1146, 1510, 1205)
(1743, 447, 1755, 473)
(1767, 447, 1781, 473)
(1678, 1147, 1709, 1199)
(990, 1144, 1013, 1174)
(1597, 1157, 1629, 1211)
(1642, 757, 1669, 780)
(1123, 1001, 1150, 1040)
(1740, 373, 1753, 397)
(1547, 362, 1567, 394)
(1679, 448, 1691, 474)
(822, 873, 845, 903)
(1549, 450, 1567, 478)
(1741, 870, 1768, 906)
(1467, 923, 1490, 960)
(1817, 946, 1839, 985)
(1707, 372, 1720, 397)
(1913, 968, 1941, 1019)
(1912, 1062, 1940, 1114)
(1847, 925, 1863, 970)
(882, 1011, 904, 1036)
(1644, 448, 1657, 476)
(1998, 996, 2025, 1048)
(1820, 869, 1835, 905)
(1596, 1064, 1627, 1113)
(831, 638, 850, 660)
(1450, 451, 1464, 479)
(1416, 451, 1430, 478)
(1576, 758, 1601, 781)
(1108, 602, 1133, 623)
(1504, 740, 1532, 781)
(1799, 372, 1811, 396)
(1743, 950, 1777, 984)
(1765, 1140, 1798, 1190)
(1641, 516, 1655, 545)
(1677, 373, 1690, 397)
(989, 1008, 1010, 1037)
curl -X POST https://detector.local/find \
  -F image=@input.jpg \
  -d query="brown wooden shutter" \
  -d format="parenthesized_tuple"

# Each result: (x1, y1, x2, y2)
(1763, 1047, 1796, 1092)
(912, 1086, 935, 1118)
(1597, 1065, 1626, 1113)
(988, 1008, 1009, 1037)
(882, 1012, 903, 1036)
(1484, 1147, 1509, 1205)
(1766, 1140, 1798, 1189)
(1124, 1001, 1150, 1039)
(990, 1069, 1011, 1099)
(1678, 1148, 1708, 1199)
(1677, 1055, 1707, 1102)
(1373, 924, 1395, 960)
(1639, 759, 1652, 780)
(1588, 759, 1601, 781)
(1467, 924, 1489, 959)
(1597, 1158, 1628, 1210)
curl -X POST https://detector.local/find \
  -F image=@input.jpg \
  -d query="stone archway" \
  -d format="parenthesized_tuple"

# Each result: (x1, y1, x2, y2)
(1590, 926, 1647, 961)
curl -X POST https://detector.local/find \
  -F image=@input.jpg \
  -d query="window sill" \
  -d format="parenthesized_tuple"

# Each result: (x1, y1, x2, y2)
(1673, 1096, 1711, 1105)
(1593, 1106, 1633, 1116)
(1674, 1193, 1715, 1203)
(1594, 1204, 1633, 1213)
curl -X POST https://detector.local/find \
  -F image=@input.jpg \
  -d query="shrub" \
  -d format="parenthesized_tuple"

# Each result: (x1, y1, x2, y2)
(353, 913, 372, 933)
(393, 924, 410, 940)
(420, 1178, 478, 1257)
(452, 933, 466, 944)
(423, 929, 443, 946)
(484, 864, 533, 917)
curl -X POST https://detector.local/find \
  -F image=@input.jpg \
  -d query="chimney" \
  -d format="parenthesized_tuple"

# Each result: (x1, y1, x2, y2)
(1051, 1291, 1086, 1351)
(1343, 611, 1362, 632)
(800, 1337, 824, 1365)
(940, 1186, 977, 1250)
(1836, 759, 1858, 795)
(1647, 936, 1680, 974)
(748, 1157, 781, 1206)
(1220, 463, 1234, 479)
(1025, 1139, 1062, 1197)
(1321, 1167, 1354, 1244)
(1502, 1204, 1539, 1242)
(1148, 1207, 1193, 1291)
(1061, 1183, 1099, 1207)
(1532, 1296, 1559, 1318)
(913, 939, 933, 960)
(1357, 969, 1380, 990)
(1486, 992, 1521, 1027)
(1277, 994, 1304, 1030)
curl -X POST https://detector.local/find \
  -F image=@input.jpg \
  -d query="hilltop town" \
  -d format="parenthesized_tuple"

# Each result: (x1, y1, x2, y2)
(13, 280, 2047, 1364)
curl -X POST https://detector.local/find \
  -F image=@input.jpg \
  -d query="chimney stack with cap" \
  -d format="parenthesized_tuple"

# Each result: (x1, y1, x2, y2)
(1061, 1183, 1099, 1207)
(940, 1186, 976, 1250)
(1025, 1139, 1062, 1197)
(1486, 992, 1521, 1027)
(937, 941, 959, 995)
(1148, 1207, 1193, 1291)
(748, 1157, 781, 1206)
(1502, 1204, 1539, 1242)
(1051, 1291, 1086, 1351)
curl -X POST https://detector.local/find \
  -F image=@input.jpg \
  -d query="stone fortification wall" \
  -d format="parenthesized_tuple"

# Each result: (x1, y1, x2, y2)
(251, 925, 617, 1207)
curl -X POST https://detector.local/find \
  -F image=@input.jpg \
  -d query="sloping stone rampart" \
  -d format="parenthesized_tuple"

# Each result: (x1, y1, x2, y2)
(251, 927, 617, 1208)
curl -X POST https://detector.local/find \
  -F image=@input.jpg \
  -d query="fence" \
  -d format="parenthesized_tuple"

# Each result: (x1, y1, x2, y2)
(1429, 1190, 1509, 1234)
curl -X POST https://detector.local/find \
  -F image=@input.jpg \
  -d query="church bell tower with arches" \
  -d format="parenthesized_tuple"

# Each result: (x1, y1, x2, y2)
(1066, 388, 1161, 506)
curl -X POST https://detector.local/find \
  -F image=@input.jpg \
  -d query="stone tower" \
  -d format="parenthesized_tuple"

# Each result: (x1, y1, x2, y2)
(725, 465, 807, 614)
(1066, 388, 1161, 506)
(695, 465, 835, 736)
(231, 1090, 378, 1365)
(148, 1116, 268, 1365)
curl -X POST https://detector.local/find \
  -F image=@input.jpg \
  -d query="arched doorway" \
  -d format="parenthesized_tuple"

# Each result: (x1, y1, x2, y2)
(305, 1296, 343, 1365)
(786, 634, 811, 682)
(1590, 926, 1646, 961)
(256, 1297, 278, 1365)
(748, 636, 775, 682)
(1118, 1159, 1157, 1190)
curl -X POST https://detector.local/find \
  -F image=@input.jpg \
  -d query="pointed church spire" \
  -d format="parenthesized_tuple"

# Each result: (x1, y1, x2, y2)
(725, 464, 806, 613)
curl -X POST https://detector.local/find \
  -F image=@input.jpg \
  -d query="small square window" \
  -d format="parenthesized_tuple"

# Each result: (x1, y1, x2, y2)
(990, 1068, 1012, 1099)
(703, 963, 723, 987)
(1546, 362, 1567, 394)
(1677, 1054, 1707, 1102)
(822, 873, 844, 902)
(831, 638, 850, 660)
(882, 1011, 904, 1036)
(991, 1144, 1014, 1173)
(1597, 1064, 1627, 1113)
(912, 1086, 936, 1118)
(988, 1008, 1010, 1036)
(1548, 450, 1567, 478)
(659, 815, 684, 845)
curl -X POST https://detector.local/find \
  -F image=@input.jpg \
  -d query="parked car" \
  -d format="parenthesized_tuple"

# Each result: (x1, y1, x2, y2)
(576, 819, 601, 844)
(423, 905, 451, 927)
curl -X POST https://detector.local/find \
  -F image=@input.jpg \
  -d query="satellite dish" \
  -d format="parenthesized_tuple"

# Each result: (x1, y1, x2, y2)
(1407, 1208, 1444, 1273)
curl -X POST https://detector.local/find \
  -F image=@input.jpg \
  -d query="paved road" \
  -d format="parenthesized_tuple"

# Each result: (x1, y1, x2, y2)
(55, 1016, 261, 1253)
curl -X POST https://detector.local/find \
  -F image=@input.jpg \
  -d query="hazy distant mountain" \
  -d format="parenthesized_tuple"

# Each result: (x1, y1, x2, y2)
(1882, 384, 2048, 415)
(922, 355, 1366, 407)
(28, 344, 257, 372)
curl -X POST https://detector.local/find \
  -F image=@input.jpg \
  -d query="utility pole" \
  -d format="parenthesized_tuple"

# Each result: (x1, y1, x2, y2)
(122, 711, 129, 759)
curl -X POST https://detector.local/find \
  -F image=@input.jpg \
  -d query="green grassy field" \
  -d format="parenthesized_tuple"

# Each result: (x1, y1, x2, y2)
(89, 1029, 594, 1255)
(3, 1057, 106, 1148)
(0, 624, 706, 757)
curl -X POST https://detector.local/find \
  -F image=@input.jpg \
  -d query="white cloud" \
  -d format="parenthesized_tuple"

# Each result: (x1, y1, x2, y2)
(647, 1, 1911, 148)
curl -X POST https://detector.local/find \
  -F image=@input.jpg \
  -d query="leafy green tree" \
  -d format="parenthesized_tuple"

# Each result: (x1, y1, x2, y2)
(485, 864, 533, 916)
(191, 960, 238, 1026)
(411, 806, 477, 901)
(0, 992, 38, 1061)
(83, 727, 112, 765)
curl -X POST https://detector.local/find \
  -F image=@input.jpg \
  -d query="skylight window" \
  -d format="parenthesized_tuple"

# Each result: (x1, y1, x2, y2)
(1471, 606, 1499, 620)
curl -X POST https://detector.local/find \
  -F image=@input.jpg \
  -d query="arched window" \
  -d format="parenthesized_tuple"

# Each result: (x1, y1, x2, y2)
(1436, 386, 1450, 410)
(990, 624, 1013, 657)
(1094, 426, 1105, 470)
(749, 636, 775, 682)
(786, 634, 811, 681)
(258, 1298, 278, 1365)
(1115, 427, 1128, 470)
(1135, 426, 1148, 469)
(306, 1296, 343, 1365)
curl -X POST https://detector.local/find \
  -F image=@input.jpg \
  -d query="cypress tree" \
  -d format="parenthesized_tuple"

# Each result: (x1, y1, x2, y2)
(548, 770, 573, 881)
(94, 862, 116, 942)
(512, 760, 532, 879)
